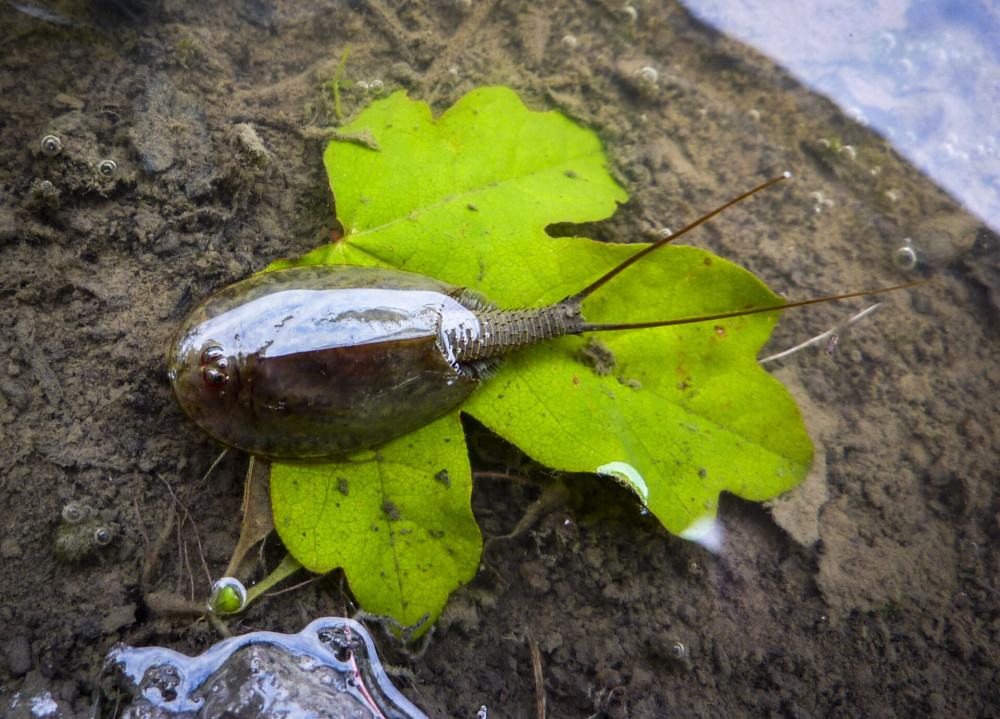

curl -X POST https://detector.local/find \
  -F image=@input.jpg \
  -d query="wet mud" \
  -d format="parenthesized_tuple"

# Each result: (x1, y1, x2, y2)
(0, 1, 997, 717)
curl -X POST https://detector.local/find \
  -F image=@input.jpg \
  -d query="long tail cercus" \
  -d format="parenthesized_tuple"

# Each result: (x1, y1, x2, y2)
(558, 172, 929, 334)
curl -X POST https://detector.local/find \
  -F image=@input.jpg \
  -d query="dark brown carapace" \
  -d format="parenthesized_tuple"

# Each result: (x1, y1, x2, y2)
(168, 174, 922, 459)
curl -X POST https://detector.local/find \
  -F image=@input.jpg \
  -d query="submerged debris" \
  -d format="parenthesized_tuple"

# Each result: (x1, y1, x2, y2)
(576, 337, 617, 376)
(100, 617, 428, 718)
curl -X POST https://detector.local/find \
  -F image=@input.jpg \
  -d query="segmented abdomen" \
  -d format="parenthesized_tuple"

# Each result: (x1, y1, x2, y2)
(451, 306, 579, 363)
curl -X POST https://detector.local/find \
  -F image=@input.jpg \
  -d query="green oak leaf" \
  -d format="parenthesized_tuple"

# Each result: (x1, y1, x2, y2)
(267, 87, 812, 626)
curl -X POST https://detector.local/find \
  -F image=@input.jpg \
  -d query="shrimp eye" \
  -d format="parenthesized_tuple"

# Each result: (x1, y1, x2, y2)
(203, 367, 228, 387)
(202, 346, 225, 364)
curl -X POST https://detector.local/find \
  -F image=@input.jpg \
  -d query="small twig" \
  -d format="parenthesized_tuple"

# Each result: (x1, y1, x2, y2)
(197, 449, 228, 488)
(144, 504, 177, 589)
(527, 631, 547, 719)
(157, 474, 213, 588)
(262, 575, 320, 599)
(257, 534, 269, 573)
(472, 470, 533, 483)
(180, 531, 194, 600)
(758, 303, 881, 364)
(173, 519, 184, 595)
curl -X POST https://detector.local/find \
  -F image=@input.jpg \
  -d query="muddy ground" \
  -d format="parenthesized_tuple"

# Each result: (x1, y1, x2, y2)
(1, 0, 998, 717)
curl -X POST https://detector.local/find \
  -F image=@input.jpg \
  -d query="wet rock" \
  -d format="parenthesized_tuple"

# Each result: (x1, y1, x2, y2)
(101, 617, 427, 718)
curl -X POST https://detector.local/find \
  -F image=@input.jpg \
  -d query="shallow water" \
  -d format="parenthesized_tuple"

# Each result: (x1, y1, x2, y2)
(683, 0, 1000, 232)
(103, 617, 427, 718)
(0, 1, 997, 717)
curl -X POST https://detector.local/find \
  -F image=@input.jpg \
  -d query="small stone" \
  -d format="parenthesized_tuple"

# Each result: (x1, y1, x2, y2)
(0, 536, 22, 559)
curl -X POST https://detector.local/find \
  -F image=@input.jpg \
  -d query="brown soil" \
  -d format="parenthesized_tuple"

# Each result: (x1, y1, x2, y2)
(1, 1, 997, 717)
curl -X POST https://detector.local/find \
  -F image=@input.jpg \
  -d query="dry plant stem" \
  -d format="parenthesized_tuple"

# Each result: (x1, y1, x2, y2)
(527, 631, 547, 719)
(223, 456, 276, 579)
(197, 448, 228, 488)
(758, 303, 882, 364)
(178, 526, 194, 600)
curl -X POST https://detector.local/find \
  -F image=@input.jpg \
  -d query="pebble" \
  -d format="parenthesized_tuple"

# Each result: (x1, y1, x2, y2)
(0, 536, 21, 558)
